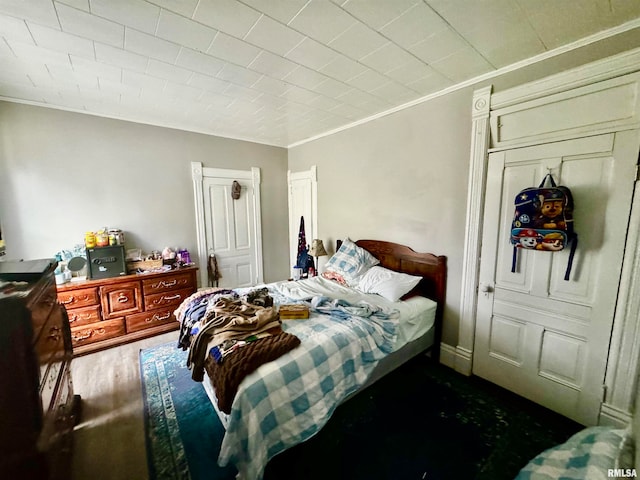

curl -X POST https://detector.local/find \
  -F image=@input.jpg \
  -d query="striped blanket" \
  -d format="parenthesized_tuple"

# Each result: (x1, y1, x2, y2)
(217, 288, 399, 480)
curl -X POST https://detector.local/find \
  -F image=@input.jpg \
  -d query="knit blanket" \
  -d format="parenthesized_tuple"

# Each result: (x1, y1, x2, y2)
(204, 329, 301, 414)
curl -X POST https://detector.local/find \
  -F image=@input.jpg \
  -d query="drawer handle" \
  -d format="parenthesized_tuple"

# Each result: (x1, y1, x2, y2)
(158, 279, 178, 288)
(72, 331, 93, 342)
(147, 312, 172, 323)
(117, 294, 129, 303)
(161, 294, 181, 302)
(61, 294, 90, 305)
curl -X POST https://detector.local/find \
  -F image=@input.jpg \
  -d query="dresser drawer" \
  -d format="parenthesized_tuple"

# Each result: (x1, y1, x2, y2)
(31, 281, 59, 340)
(143, 272, 195, 295)
(70, 319, 125, 348)
(34, 307, 67, 364)
(144, 287, 193, 311)
(66, 305, 101, 328)
(100, 281, 143, 319)
(126, 307, 175, 333)
(58, 287, 99, 309)
(40, 358, 63, 412)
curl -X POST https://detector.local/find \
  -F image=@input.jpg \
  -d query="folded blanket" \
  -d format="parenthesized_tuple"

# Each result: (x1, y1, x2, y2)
(205, 329, 301, 414)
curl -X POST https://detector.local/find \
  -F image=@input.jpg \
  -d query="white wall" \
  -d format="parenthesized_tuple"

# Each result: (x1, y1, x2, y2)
(0, 102, 290, 284)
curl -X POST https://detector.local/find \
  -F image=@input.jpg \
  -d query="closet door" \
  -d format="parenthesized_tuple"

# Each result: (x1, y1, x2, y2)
(473, 131, 639, 425)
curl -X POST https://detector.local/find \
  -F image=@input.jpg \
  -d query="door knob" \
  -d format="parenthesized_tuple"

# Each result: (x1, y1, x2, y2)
(479, 283, 494, 296)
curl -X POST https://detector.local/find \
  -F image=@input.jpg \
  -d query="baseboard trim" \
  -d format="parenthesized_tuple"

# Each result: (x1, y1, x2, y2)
(439, 343, 457, 369)
(599, 403, 632, 427)
(439, 343, 473, 376)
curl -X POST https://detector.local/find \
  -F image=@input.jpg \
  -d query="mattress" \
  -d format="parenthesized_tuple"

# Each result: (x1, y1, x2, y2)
(271, 276, 437, 351)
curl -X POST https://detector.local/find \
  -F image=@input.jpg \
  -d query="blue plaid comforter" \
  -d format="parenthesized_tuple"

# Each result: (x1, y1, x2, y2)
(515, 426, 633, 480)
(217, 288, 399, 480)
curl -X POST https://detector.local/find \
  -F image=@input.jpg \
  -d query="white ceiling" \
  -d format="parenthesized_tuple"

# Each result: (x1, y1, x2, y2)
(1, 0, 640, 148)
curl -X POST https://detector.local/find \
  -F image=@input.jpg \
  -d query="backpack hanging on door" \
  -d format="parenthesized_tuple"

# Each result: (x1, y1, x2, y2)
(510, 173, 578, 280)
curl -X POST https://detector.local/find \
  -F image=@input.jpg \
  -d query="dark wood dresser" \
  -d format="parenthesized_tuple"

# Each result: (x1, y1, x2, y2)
(0, 259, 80, 479)
(56, 266, 197, 355)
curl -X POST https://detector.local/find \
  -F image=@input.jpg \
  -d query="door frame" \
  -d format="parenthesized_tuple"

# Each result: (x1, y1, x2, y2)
(191, 162, 264, 288)
(458, 47, 640, 426)
(287, 165, 318, 269)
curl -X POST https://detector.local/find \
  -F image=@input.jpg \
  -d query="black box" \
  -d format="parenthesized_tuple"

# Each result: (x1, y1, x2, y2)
(86, 245, 126, 279)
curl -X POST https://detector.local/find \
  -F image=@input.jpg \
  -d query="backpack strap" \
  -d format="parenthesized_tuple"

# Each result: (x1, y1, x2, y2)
(511, 246, 518, 273)
(539, 173, 557, 188)
(564, 234, 578, 281)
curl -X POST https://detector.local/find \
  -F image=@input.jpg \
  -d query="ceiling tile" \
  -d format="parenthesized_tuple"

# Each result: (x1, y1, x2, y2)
(0, 0, 59, 28)
(207, 32, 261, 66)
(319, 55, 368, 82)
(345, 68, 389, 92)
(240, 0, 307, 24)
(385, 57, 434, 84)
(360, 42, 416, 74)
(57, 0, 90, 12)
(224, 83, 262, 101)
(430, 46, 494, 83)
(370, 80, 417, 103)
(146, 0, 199, 18)
(124, 27, 180, 64)
(282, 65, 328, 90)
(427, 0, 521, 34)
(8, 39, 71, 67)
(244, 14, 305, 57)
(193, 0, 261, 39)
(146, 58, 192, 83)
(95, 43, 148, 73)
(405, 69, 452, 95)
(380, 2, 448, 48)
(312, 76, 350, 99)
(175, 48, 225, 76)
(187, 72, 230, 93)
(216, 62, 262, 87)
(248, 50, 297, 79)
(122, 70, 166, 91)
(341, 0, 420, 30)
(408, 28, 470, 64)
(251, 75, 291, 96)
(285, 37, 336, 70)
(28, 23, 95, 58)
(462, 16, 545, 67)
(156, 9, 216, 52)
(71, 54, 122, 82)
(57, 3, 124, 47)
(0, 15, 35, 44)
(90, 0, 160, 35)
(328, 21, 387, 60)
(289, 0, 356, 44)
(163, 80, 203, 101)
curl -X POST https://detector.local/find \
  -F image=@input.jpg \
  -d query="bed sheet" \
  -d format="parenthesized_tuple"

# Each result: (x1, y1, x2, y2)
(271, 276, 437, 350)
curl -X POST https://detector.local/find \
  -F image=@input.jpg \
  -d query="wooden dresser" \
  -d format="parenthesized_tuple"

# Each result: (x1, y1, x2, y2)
(0, 259, 80, 479)
(56, 266, 197, 355)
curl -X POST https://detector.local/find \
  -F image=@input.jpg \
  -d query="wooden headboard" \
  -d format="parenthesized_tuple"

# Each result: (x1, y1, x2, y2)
(336, 239, 447, 361)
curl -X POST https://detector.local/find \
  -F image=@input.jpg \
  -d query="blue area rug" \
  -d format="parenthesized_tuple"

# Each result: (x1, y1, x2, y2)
(140, 342, 236, 480)
(140, 341, 582, 480)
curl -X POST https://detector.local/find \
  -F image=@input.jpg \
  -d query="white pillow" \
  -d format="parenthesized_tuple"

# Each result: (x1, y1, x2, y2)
(356, 266, 421, 302)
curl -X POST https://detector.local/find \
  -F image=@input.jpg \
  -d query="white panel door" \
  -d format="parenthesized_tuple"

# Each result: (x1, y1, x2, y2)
(203, 177, 257, 288)
(288, 167, 317, 270)
(473, 131, 639, 425)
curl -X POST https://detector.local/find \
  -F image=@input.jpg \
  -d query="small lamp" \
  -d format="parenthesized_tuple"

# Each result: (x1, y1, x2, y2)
(308, 239, 328, 275)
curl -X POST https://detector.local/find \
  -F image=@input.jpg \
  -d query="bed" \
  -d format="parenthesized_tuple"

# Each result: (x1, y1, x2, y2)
(175, 239, 447, 480)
